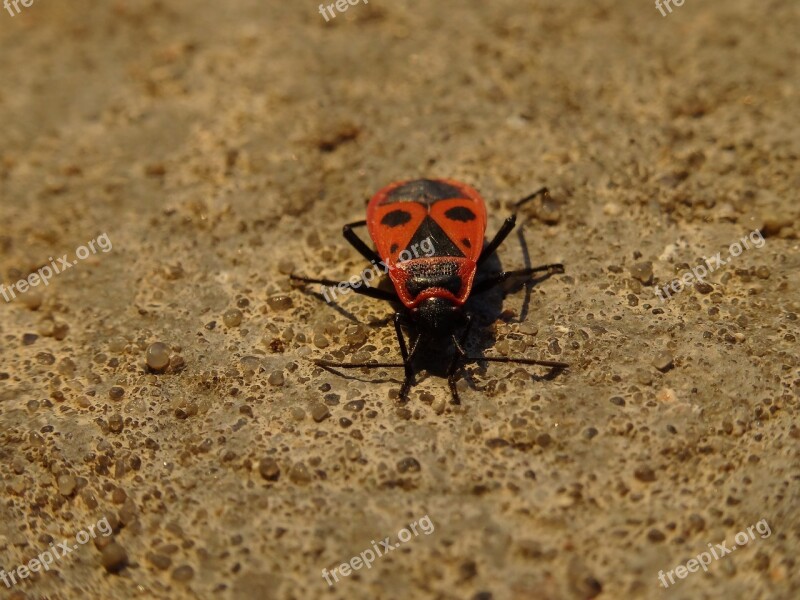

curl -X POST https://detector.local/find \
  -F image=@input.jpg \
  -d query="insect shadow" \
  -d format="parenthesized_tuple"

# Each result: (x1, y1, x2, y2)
(410, 227, 563, 393)
(308, 225, 564, 395)
(291, 181, 568, 403)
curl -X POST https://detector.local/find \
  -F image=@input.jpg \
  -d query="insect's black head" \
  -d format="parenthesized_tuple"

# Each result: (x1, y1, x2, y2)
(412, 297, 464, 337)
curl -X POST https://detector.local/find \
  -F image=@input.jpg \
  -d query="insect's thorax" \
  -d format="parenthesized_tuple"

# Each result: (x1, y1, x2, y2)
(389, 257, 477, 308)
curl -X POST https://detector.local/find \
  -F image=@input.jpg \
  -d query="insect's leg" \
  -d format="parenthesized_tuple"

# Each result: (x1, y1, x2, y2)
(313, 313, 419, 399)
(343, 220, 382, 264)
(446, 314, 473, 404)
(471, 264, 564, 295)
(290, 273, 397, 302)
(464, 356, 569, 369)
(315, 319, 407, 368)
(393, 313, 419, 402)
(477, 187, 550, 267)
(316, 360, 406, 369)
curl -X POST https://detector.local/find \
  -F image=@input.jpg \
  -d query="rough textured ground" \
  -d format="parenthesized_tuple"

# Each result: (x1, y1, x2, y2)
(1, 1, 798, 599)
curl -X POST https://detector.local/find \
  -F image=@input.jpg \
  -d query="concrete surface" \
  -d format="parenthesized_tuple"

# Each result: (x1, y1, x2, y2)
(0, 0, 798, 599)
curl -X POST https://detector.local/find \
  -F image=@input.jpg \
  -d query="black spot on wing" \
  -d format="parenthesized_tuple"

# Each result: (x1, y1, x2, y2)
(444, 206, 476, 222)
(381, 210, 412, 227)
(384, 179, 464, 205)
(462, 238, 471, 248)
(390, 243, 399, 254)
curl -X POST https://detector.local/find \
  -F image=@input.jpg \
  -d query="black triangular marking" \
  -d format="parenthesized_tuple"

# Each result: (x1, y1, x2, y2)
(407, 216, 464, 258)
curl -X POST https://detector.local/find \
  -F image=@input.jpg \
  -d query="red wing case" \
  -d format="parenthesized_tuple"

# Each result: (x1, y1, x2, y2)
(366, 179, 487, 307)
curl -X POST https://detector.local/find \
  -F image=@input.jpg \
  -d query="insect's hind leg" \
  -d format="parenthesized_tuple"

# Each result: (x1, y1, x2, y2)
(477, 187, 551, 267)
(343, 220, 382, 264)
(447, 315, 473, 404)
(289, 273, 397, 302)
(471, 263, 564, 295)
(393, 313, 422, 402)
(313, 312, 420, 401)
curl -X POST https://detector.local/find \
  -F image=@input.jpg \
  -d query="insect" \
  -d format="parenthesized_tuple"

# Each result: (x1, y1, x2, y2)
(290, 178, 568, 403)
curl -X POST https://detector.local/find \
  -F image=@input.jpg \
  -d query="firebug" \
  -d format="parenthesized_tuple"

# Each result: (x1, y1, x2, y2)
(291, 178, 567, 403)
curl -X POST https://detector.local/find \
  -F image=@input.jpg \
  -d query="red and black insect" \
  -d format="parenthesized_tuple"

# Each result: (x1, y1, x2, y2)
(291, 178, 567, 403)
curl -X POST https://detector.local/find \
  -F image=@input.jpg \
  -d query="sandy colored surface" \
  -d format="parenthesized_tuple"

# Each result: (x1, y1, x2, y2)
(1, 1, 798, 599)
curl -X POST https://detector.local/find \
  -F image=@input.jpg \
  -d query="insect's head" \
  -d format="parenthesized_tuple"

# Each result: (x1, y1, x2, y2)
(412, 297, 465, 337)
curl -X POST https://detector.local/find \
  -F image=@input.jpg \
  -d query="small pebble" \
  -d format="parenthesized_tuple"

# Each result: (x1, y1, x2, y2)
(345, 440, 361, 461)
(268, 370, 285, 386)
(101, 542, 128, 572)
(146, 552, 172, 570)
(652, 351, 674, 372)
(688, 514, 705, 532)
(109, 414, 124, 434)
(109, 336, 128, 353)
(397, 457, 421, 473)
(21, 292, 43, 310)
(634, 466, 657, 482)
(310, 403, 330, 422)
(289, 462, 312, 484)
(258, 458, 280, 481)
(344, 324, 369, 346)
(109, 386, 125, 400)
(647, 529, 666, 543)
(171, 565, 195, 582)
(223, 308, 243, 327)
(57, 474, 77, 496)
(695, 281, 713, 294)
(111, 487, 127, 504)
(344, 399, 365, 412)
(538, 196, 561, 224)
(267, 295, 293, 311)
(146, 342, 170, 371)
(22, 333, 38, 345)
(53, 322, 69, 340)
(278, 259, 295, 275)
(635, 369, 653, 386)
(630, 262, 653, 285)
